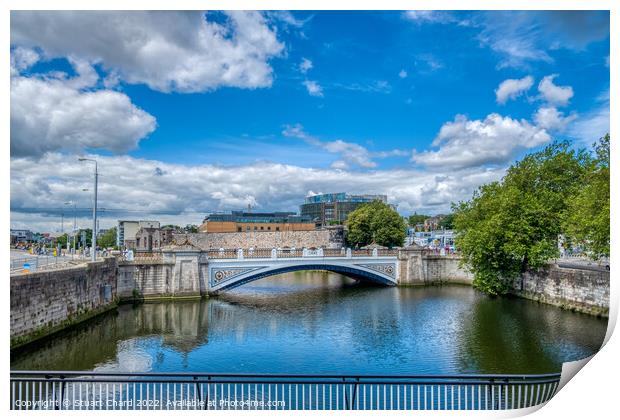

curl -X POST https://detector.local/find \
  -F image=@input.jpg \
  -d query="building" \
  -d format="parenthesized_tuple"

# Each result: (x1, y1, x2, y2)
(117, 220, 160, 248)
(10, 229, 34, 243)
(135, 227, 175, 251)
(199, 211, 315, 233)
(300, 192, 389, 226)
(423, 215, 446, 231)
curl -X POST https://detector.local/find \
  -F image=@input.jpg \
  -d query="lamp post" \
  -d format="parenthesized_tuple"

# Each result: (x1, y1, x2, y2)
(79, 158, 98, 262)
(64, 201, 77, 256)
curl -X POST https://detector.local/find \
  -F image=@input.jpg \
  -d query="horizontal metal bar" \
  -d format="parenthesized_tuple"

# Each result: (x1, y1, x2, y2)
(10, 370, 560, 380)
(9, 378, 561, 386)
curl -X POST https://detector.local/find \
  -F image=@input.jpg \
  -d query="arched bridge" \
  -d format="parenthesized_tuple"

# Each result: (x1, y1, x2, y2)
(206, 248, 399, 293)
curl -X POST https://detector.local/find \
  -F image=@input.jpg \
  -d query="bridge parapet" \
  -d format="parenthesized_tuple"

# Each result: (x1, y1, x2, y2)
(205, 247, 399, 260)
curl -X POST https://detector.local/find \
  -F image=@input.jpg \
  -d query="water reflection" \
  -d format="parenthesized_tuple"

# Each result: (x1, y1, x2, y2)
(11, 271, 607, 375)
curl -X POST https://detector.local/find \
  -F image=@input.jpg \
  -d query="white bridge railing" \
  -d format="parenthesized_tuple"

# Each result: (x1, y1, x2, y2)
(205, 248, 399, 260)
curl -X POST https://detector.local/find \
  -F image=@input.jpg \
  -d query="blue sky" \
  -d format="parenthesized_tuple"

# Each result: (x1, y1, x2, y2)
(9, 10, 610, 231)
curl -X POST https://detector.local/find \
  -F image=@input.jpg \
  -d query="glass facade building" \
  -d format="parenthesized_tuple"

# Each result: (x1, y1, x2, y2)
(300, 193, 389, 226)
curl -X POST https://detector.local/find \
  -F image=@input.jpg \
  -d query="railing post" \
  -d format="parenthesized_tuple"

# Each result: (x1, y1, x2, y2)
(237, 249, 244, 260)
(302, 247, 307, 257)
(372, 248, 378, 257)
(271, 248, 277, 259)
(346, 248, 352, 258)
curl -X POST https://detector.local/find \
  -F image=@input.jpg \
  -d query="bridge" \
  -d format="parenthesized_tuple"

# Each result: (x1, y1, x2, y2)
(115, 245, 472, 299)
(205, 248, 399, 293)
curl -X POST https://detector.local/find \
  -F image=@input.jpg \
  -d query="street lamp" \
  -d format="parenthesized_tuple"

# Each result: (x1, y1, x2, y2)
(79, 158, 98, 262)
(64, 201, 77, 255)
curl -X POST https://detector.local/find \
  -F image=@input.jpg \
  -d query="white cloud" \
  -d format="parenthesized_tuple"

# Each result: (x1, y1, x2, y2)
(412, 113, 551, 169)
(495, 75, 534, 104)
(537, 74, 574, 106)
(404, 11, 455, 24)
(10, 47, 40, 75)
(11, 11, 284, 93)
(11, 60, 156, 158)
(282, 124, 408, 169)
(398, 69, 408, 78)
(10, 152, 508, 232)
(302, 80, 323, 97)
(299, 58, 313, 73)
(533, 106, 577, 131)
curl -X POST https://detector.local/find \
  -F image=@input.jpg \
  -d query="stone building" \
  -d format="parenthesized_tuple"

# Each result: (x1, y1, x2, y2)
(135, 227, 175, 251)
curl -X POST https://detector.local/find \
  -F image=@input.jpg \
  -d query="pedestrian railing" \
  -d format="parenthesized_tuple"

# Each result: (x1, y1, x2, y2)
(10, 371, 560, 410)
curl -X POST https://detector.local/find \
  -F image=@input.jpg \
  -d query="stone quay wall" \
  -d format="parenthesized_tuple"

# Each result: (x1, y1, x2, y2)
(172, 227, 344, 250)
(397, 249, 473, 286)
(512, 264, 610, 317)
(10, 258, 117, 348)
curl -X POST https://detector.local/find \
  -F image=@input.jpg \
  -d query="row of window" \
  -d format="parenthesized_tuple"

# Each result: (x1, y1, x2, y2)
(237, 226, 281, 232)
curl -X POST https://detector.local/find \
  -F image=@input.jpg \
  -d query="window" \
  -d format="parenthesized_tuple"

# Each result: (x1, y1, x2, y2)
(237, 227, 242, 232)
(254, 226, 258, 230)
(267, 227, 271, 230)
(260, 226, 264, 230)
(276, 227, 280, 231)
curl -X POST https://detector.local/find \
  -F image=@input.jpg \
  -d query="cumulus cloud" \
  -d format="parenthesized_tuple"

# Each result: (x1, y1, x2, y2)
(302, 80, 323, 97)
(10, 152, 508, 231)
(495, 75, 534, 104)
(10, 10, 284, 93)
(411, 113, 551, 169)
(533, 106, 577, 131)
(299, 58, 313, 73)
(10, 46, 40, 75)
(537, 74, 574, 106)
(398, 69, 407, 78)
(11, 59, 156, 158)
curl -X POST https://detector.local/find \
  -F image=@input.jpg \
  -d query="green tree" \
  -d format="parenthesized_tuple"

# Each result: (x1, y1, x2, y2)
(184, 224, 199, 233)
(346, 201, 406, 248)
(563, 134, 610, 257)
(453, 141, 590, 295)
(408, 212, 429, 227)
(98, 227, 117, 249)
(439, 213, 455, 229)
(56, 233, 69, 248)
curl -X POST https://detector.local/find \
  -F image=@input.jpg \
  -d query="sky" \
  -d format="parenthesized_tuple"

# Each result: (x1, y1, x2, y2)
(9, 10, 610, 232)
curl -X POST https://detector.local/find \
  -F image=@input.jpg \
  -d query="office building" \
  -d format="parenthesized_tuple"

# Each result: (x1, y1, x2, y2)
(300, 192, 389, 226)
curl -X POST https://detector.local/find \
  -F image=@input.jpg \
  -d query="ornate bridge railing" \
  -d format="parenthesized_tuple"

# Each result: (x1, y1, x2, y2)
(10, 371, 560, 411)
(205, 248, 400, 260)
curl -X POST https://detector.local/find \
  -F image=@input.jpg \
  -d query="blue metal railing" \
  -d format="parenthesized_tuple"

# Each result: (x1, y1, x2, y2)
(10, 371, 560, 410)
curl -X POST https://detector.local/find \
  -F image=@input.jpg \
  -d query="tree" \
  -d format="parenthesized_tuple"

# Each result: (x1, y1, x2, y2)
(346, 201, 406, 248)
(408, 213, 429, 227)
(98, 227, 117, 249)
(453, 141, 590, 295)
(563, 134, 610, 257)
(439, 213, 455, 229)
(184, 224, 199, 233)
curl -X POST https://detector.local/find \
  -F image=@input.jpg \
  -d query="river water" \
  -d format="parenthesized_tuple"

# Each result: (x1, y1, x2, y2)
(11, 272, 607, 375)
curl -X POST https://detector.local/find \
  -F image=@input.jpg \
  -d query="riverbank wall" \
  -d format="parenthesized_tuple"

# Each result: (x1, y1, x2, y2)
(10, 249, 610, 347)
(512, 265, 609, 317)
(10, 257, 117, 349)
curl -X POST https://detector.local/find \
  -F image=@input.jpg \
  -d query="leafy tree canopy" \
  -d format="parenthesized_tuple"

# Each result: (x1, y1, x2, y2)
(453, 140, 598, 295)
(346, 200, 406, 248)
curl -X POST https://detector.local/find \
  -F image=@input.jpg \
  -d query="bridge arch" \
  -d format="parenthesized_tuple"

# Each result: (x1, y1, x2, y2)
(208, 261, 397, 293)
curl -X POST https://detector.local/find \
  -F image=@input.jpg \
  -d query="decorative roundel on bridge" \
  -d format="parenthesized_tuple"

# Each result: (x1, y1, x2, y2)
(385, 265, 394, 274)
(214, 271, 225, 281)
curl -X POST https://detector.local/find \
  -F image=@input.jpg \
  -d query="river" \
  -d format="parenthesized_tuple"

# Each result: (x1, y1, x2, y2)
(11, 271, 607, 374)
